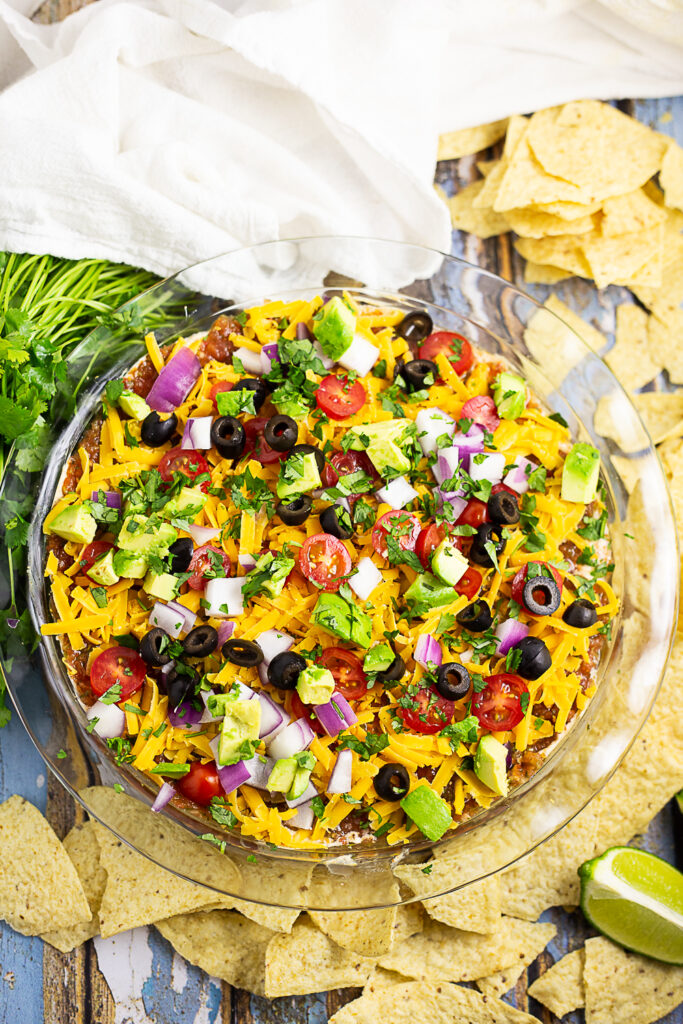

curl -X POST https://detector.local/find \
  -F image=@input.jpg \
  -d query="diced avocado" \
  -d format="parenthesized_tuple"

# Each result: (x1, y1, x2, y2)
(431, 539, 469, 587)
(267, 756, 297, 794)
(86, 548, 120, 586)
(287, 765, 313, 801)
(312, 296, 356, 360)
(492, 371, 526, 420)
(474, 735, 509, 797)
(297, 666, 335, 705)
(347, 419, 410, 451)
(366, 438, 411, 478)
(561, 442, 600, 503)
(112, 550, 148, 579)
(400, 784, 452, 841)
(217, 700, 261, 766)
(404, 572, 457, 617)
(118, 390, 151, 421)
(312, 593, 372, 649)
(142, 570, 178, 601)
(48, 504, 97, 545)
(363, 643, 394, 673)
(160, 486, 207, 520)
(244, 552, 296, 600)
(117, 514, 177, 556)
(276, 452, 321, 501)
(123, 493, 147, 517)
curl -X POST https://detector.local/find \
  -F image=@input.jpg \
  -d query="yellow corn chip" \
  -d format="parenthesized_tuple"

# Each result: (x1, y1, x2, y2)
(648, 308, 683, 384)
(584, 936, 683, 1024)
(532, 199, 602, 221)
(527, 948, 585, 1017)
(635, 391, 683, 444)
(661, 141, 683, 211)
(505, 207, 595, 239)
(329, 981, 540, 1024)
(605, 303, 661, 393)
(41, 821, 107, 952)
(395, 866, 501, 935)
(515, 235, 592, 279)
(448, 180, 510, 238)
(542, 294, 606, 353)
(264, 917, 375, 997)
(578, 225, 663, 289)
(523, 261, 574, 284)
(473, 115, 528, 210)
(600, 188, 665, 237)
(308, 904, 400, 957)
(495, 132, 593, 212)
(438, 119, 508, 161)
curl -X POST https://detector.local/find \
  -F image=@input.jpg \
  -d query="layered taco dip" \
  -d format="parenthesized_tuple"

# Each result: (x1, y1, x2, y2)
(41, 294, 618, 850)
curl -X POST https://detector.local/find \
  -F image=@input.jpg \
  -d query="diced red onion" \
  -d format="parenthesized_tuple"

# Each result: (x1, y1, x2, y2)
(261, 342, 280, 374)
(495, 619, 530, 655)
(166, 600, 197, 635)
(151, 782, 175, 813)
(181, 416, 213, 451)
(255, 691, 290, 740)
(216, 752, 275, 791)
(90, 489, 121, 508)
(205, 578, 244, 618)
(256, 629, 294, 665)
(504, 456, 536, 495)
(168, 701, 204, 729)
(348, 557, 382, 602)
(150, 601, 185, 638)
(287, 800, 314, 830)
(433, 448, 462, 486)
(296, 323, 314, 341)
(415, 407, 456, 456)
(86, 700, 125, 739)
(437, 492, 467, 520)
(184, 524, 219, 547)
(327, 749, 353, 795)
(238, 553, 257, 570)
(199, 691, 223, 723)
(337, 333, 379, 377)
(6, 618, 18, 629)
(285, 780, 319, 809)
(376, 476, 419, 510)
(452, 424, 485, 453)
(313, 691, 357, 736)
(414, 634, 443, 669)
(267, 718, 315, 759)
(146, 346, 201, 413)
(216, 621, 235, 646)
(233, 346, 263, 375)
(217, 759, 252, 794)
(469, 452, 506, 485)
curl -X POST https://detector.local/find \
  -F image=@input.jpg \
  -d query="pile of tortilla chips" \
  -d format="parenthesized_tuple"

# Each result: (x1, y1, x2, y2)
(440, 101, 683, 390)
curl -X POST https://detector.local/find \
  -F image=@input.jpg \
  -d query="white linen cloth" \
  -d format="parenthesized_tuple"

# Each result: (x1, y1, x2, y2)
(0, 0, 682, 289)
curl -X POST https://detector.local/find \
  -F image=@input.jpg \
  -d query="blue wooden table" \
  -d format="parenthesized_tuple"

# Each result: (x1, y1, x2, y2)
(1, 93, 682, 1024)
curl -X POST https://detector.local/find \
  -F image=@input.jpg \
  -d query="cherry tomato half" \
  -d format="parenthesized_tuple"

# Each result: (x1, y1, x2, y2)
(416, 523, 448, 570)
(456, 499, 489, 529)
(319, 647, 367, 700)
(491, 483, 517, 497)
(460, 395, 500, 433)
(289, 692, 325, 736)
(419, 332, 474, 376)
(177, 761, 222, 807)
(455, 566, 483, 601)
(79, 541, 114, 579)
(472, 673, 528, 731)
(399, 686, 455, 734)
(90, 646, 147, 700)
(187, 544, 232, 591)
(372, 510, 421, 559)
(243, 417, 286, 465)
(321, 450, 380, 490)
(209, 381, 232, 409)
(510, 562, 563, 611)
(316, 375, 366, 420)
(158, 447, 210, 492)
(298, 533, 352, 592)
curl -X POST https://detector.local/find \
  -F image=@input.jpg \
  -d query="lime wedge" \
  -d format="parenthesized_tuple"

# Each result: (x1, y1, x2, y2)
(676, 788, 683, 815)
(579, 846, 683, 964)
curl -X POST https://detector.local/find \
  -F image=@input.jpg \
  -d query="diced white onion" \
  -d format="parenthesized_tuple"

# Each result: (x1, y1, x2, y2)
(199, 691, 223, 724)
(313, 339, 335, 370)
(86, 700, 125, 739)
(327, 749, 353, 795)
(180, 416, 213, 450)
(255, 691, 290, 740)
(186, 524, 220, 546)
(150, 601, 185, 638)
(504, 455, 536, 494)
(285, 780, 319, 809)
(166, 600, 197, 634)
(233, 346, 263, 375)
(238, 553, 257, 570)
(255, 629, 295, 665)
(376, 476, 419, 510)
(433, 447, 462, 486)
(469, 452, 506, 484)
(348, 557, 382, 602)
(267, 719, 315, 760)
(337, 333, 379, 377)
(287, 801, 314, 830)
(415, 408, 456, 456)
(204, 577, 244, 618)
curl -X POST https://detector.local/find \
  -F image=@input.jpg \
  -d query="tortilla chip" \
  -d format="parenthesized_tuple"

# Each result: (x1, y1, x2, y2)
(505, 207, 595, 239)
(533, 199, 602, 221)
(527, 101, 667, 199)
(476, 961, 528, 999)
(578, 225, 663, 290)
(393, 901, 424, 944)
(543, 294, 606, 353)
(610, 454, 641, 494)
(528, 948, 585, 1017)
(363, 965, 410, 994)
(634, 392, 683, 445)
(594, 392, 652, 454)
(600, 189, 665, 237)
(41, 821, 107, 952)
(648, 308, 683, 384)
(156, 909, 273, 995)
(378, 916, 555, 982)
(523, 261, 574, 285)
(476, 159, 498, 177)
(329, 981, 540, 1024)
(437, 119, 508, 161)
(308, 905, 400, 957)
(584, 936, 683, 1024)
(495, 133, 593, 213)
(264, 917, 375, 997)
(395, 865, 501, 935)
(448, 180, 510, 239)
(605, 304, 661, 393)
(661, 141, 683, 212)
(473, 116, 528, 210)
(515, 235, 591, 279)
(0, 796, 91, 936)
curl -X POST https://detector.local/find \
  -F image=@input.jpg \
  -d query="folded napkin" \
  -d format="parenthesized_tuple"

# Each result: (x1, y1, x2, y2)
(0, 0, 682, 292)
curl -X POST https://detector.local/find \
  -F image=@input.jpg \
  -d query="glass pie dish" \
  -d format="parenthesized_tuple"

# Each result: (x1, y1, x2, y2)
(0, 237, 677, 911)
